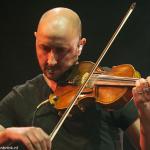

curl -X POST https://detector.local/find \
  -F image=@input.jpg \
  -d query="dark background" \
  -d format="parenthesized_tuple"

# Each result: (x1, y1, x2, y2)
(1, 0, 150, 99)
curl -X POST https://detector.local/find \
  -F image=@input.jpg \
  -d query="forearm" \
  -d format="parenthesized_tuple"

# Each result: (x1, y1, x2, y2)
(0, 125, 8, 144)
(125, 118, 140, 150)
(140, 121, 150, 150)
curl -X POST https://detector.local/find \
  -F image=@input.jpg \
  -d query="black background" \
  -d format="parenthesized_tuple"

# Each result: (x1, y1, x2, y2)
(1, 0, 150, 99)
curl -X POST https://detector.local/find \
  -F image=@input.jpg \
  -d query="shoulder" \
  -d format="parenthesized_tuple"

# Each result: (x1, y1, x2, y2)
(13, 74, 44, 94)
(0, 74, 49, 105)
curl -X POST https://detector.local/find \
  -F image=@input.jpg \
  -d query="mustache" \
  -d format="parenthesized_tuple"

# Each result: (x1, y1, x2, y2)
(45, 65, 57, 72)
(45, 57, 78, 72)
(46, 67, 57, 72)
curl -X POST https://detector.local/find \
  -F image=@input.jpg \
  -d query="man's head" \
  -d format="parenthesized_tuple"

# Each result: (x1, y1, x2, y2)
(35, 7, 86, 80)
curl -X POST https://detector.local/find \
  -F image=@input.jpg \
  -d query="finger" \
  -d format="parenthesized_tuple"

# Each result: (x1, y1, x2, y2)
(33, 128, 49, 150)
(26, 130, 42, 150)
(142, 79, 149, 89)
(134, 79, 150, 101)
(16, 136, 35, 150)
(139, 78, 150, 100)
(132, 87, 145, 106)
(143, 87, 150, 101)
(5, 128, 35, 150)
(133, 87, 150, 117)
(135, 79, 143, 93)
(146, 76, 150, 85)
(47, 139, 51, 150)
(37, 128, 51, 150)
(136, 78, 147, 92)
(142, 77, 150, 100)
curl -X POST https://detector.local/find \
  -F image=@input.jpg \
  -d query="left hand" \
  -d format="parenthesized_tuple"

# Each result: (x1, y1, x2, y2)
(132, 76, 150, 126)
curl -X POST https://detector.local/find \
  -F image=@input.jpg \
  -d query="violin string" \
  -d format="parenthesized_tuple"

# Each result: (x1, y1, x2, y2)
(91, 74, 139, 81)
(88, 75, 137, 86)
(89, 79, 136, 83)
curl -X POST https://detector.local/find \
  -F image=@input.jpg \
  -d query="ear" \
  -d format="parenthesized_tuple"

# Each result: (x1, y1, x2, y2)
(79, 45, 83, 51)
(34, 32, 37, 38)
(78, 38, 86, 55)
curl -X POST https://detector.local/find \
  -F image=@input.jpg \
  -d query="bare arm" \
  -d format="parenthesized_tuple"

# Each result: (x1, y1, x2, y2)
(132, 77, 150, 150)
(0, 125, 7, 144)
(0, 125, 51, 150)
(125, 118, 140, 150)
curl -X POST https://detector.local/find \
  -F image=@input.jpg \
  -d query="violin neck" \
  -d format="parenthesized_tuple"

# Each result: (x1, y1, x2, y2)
(93, 75, 138, 87)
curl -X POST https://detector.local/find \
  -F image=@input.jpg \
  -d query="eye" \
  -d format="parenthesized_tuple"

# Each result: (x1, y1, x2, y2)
(43, 46, 50, 52)
(55, 47, 68, 54)
(39, 45, 50, 52)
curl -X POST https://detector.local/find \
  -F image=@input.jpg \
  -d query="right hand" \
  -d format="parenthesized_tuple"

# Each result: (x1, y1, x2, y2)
(1, 127, 51, 150)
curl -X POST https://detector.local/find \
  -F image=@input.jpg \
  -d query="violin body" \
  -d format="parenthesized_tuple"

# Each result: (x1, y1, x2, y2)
(95, 63, 139, 110)
(49, 61, 140, 111)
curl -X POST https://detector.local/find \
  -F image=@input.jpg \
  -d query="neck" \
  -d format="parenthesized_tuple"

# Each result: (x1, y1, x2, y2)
(43, 74, 57, 92)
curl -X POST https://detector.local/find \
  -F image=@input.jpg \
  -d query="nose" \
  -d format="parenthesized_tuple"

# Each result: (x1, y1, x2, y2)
(47, 50, 57, 66)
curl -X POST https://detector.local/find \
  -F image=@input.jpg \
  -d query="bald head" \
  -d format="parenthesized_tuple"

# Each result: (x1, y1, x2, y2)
(35, 7, 86, 80)
(37, 7, 82, 39)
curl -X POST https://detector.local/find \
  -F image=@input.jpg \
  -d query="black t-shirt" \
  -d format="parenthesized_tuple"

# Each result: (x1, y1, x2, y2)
(0, 74, 138, 150)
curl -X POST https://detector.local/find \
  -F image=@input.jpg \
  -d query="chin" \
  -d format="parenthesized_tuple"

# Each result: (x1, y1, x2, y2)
(46, 74, 55, 80)
(45, 72, 59, 80)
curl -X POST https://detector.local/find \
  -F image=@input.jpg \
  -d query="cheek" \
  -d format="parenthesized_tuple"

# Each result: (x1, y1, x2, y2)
(64, 51, 78, 61)
(37, 51, 47, 66)
(58, 51, 78, 67)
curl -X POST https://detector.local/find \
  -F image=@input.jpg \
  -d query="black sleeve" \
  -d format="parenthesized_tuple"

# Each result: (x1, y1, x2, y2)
(111, 99, 139, 131)
(0, 89, 22, 127)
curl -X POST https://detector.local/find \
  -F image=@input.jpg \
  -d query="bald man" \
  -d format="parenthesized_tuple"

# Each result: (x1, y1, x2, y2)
(0, 7, 150, 150)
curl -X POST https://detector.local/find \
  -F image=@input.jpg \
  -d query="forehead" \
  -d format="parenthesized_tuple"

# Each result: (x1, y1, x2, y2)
(37, 16, 80, 42)
(36, 35, 70, 50)
(38, 21, 77, 37)
(36, 28, 79, 48)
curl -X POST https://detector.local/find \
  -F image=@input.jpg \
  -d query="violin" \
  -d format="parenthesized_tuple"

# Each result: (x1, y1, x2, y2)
(49, 61, 140, 111)
(39, 2, 136, 142)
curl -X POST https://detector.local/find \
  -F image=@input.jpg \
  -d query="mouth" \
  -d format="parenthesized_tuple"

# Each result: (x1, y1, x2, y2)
(47, 69, 54, 73)
(46, 68, 56, 75)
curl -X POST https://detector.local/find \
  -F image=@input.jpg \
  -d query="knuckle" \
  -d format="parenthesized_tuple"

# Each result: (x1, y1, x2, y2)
(40, 136, 49, 143)
(32, 139, 41, 145)
(23, 141, 33, 149)
(45, 136, 50, 140)
(36, 127, 42, 132)
(35, 140, 40, 145)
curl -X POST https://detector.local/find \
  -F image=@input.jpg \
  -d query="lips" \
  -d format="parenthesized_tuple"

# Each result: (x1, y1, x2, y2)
(46, 68, 57, 75)
(47, 69, 54, 73)
(46, 65, 58, 73)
